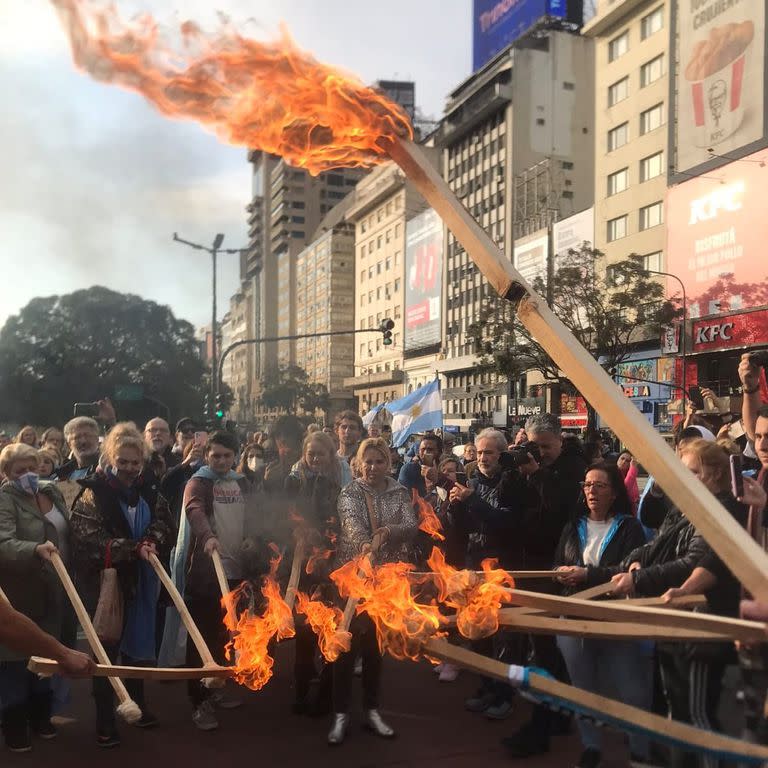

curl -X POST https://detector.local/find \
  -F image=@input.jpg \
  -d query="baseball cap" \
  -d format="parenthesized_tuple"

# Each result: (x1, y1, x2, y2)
(175, 417, 197, 434)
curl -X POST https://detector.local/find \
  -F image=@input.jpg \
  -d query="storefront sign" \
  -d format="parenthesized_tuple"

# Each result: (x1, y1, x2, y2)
(691, 307, 768, 351)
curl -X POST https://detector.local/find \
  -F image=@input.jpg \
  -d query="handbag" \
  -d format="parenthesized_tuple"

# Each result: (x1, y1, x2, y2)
(92, 540, 124, 645)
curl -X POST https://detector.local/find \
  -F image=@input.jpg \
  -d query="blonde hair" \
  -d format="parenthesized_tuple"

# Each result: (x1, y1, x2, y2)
(355, 437, 391, 470)
(0, 444, 39, 477)
(302, 431, 341, 485)
(679, 438, 730, 493)
(37, 449, 60, 473)
(15, 425, 38, 446)
(101, 422, 149, 467)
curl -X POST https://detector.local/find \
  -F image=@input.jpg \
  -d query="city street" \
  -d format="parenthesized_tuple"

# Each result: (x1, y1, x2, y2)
(7, 643, 630, 768)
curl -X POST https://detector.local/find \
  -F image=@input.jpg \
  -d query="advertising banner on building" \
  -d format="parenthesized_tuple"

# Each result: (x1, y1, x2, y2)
(552, 207, 594, 270)
(691, 307, 768, 352)
(560, 394, 588, 429)
(513, 230, 549, 288)
(405, 209, 442, 354)
(473, 0, 568, 71)
(673, 0, 766, 176)
(666, 150, 768, 316)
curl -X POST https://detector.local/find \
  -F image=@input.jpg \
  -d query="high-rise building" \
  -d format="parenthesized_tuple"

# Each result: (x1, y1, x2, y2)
(437, 31, 595, 430)
(583, 0, 668, 272)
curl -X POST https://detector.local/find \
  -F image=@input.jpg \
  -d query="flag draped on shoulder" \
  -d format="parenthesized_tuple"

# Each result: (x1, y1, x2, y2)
(388, 379, 443, 447)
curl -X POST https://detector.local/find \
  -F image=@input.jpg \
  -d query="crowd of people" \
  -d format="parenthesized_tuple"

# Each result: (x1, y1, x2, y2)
(0, 352, 766, 768)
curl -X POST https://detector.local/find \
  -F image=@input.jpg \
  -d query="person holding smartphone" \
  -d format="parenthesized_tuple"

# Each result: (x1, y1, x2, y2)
(397, 433, 443, 499)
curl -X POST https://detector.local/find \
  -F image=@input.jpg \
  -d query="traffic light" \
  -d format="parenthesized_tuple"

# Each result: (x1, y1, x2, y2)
(215, 392, 225, 421)
(380, 318, 394, 346)
(203, 393, 211, 421)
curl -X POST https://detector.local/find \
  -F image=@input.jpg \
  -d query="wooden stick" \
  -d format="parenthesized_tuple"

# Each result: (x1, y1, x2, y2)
(28, 656, 232, 680)
(571, 582, 617, 600)
(147, 552, 224, 688)
(502, 587, 767, 643)
(49, 551, 141, 723)
(385, 135, 768, 604)
(423, 638, 768, 764)
(410, 569, 560, 580)
(210, 549, 238, 630)
(284, 540, 306, 613)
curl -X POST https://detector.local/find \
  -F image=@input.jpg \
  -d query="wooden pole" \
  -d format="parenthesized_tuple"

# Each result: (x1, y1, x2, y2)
(384, 135, 768, 604)
(211, 549, 238, 630)
(147, 552, 224, 689)
(284, 540, 306, 613)
(410, 569, 560, 580)
(49, 552, 141, 723)
(423, 638, 768, 764)
(28, 656, 232, 681)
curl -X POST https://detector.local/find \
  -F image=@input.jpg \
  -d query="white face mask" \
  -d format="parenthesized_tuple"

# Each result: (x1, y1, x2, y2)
(248, 457, 264, 472)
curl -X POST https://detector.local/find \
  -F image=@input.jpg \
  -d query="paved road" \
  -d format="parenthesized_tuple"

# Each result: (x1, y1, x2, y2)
(5, 642, 633, 767)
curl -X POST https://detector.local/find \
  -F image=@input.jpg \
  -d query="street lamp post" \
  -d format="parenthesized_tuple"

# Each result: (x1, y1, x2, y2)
(172, 233, 249, 397)
(641, 267, 688, 409)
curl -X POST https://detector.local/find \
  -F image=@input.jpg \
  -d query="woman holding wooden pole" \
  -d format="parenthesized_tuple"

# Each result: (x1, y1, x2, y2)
(328, 438, 417, 745)
(70, 424, 173, 748)
(181, 430, 247, 731)
(553, 462, 651, 768)
(284, 431, 341, 716)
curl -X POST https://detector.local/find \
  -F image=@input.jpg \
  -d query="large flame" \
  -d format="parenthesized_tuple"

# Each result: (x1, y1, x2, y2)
(224, 550, 294, 691)
(331, 555, 444, 661)
(51, 0, 413, 174)
(413, 488, 445, 542)
(427, 548, 513, 640)
(294, 592, 351, 663)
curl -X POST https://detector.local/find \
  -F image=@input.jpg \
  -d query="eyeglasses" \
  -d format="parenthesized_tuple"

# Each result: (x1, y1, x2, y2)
(580, 481, 611, 490)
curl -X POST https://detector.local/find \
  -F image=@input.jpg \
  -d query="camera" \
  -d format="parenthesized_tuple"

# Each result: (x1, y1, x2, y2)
(73, 402, 100, 418)
(748, 351, 768, 369)
(499, 442, 542, 470)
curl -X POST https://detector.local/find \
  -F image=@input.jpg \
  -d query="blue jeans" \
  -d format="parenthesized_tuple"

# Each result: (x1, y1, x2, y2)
(557, 635, 653, 759)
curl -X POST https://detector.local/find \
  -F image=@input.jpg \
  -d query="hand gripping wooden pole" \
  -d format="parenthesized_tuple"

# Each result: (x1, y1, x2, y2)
(383, 135, 768, 604)
(49, 551, 141, 723)
(423, 638, 768, 765)
(147, 552, 225, 689)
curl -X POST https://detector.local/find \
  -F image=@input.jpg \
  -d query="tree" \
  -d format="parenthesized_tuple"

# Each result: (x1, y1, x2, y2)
(467, 248, 682, 432)
(259, 365, 329, 415)
(0, 287, 206, 426)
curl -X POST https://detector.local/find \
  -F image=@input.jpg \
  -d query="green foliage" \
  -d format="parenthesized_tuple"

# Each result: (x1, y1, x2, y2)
(260, 365, 329, 415)
(0, 286, 206, 426)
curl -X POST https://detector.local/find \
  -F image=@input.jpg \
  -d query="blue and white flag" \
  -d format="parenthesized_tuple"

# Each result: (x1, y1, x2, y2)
(362, 403, 385, 428)
(388, 379, 443, 447)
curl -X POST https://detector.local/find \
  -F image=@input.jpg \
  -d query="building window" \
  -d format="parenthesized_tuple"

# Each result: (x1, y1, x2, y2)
(608, 77, 629, 107)
(643, 251, 662, 272)
(607, 214, 628, 242)
(640, 55, 664, 87)
(360, 270, 365, 283)
(640, 103, 664, 135)
(607, 167, 629, 196)
(607, 122, 629, 152)
(608, 31, 629, 62)
(641, 6, 663, 39)
(563, 81, 575, 90)
(639, 201, 663, 230)
(394, 278, 401, 292)
(376, 261, 382, 275)
(640, 151, 664, 182)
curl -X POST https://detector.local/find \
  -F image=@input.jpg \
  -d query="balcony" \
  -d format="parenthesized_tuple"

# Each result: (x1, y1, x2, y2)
(343, 368, 404, 390)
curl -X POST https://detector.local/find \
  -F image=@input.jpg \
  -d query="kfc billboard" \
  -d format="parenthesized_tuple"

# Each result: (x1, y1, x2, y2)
(672, 0, 766, 178)
(666, 150, 768, 317)
(691, 308, 768, 351)
(404, 209, 442, 354)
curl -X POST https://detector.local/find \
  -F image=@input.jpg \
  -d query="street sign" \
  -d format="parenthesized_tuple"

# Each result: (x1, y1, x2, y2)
(114, 384, 144, 401)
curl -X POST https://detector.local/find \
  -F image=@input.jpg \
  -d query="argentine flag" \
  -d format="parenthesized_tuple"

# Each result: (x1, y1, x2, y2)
(388, 379, 443, 447)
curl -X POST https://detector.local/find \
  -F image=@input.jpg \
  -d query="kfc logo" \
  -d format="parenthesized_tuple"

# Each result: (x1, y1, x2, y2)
(689, 181, 744, 224)
(695, 322, 734, 344)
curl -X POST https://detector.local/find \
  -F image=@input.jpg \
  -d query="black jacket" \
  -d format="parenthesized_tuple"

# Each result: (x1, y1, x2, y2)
(547, 441, 588, 523)
(554, 514, 647, 593)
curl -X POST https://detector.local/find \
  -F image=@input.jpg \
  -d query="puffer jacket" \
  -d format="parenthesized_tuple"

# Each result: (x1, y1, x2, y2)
(335, 478, 417, 566)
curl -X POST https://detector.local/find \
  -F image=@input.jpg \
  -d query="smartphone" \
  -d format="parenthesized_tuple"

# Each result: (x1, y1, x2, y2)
(435, 474, 456, 492)
(73, 402, 99, 417)
(688, 386, 705, 410)
(730, 453, 744, 499)
(193, 431, 208, 449)
(456, 471, 468, 486)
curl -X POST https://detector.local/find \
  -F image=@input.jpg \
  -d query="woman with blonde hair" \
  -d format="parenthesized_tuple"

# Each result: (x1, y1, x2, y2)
(327, 437, 417, 745)
(15, 427, 38, 448)
(70, 423, 174, 748)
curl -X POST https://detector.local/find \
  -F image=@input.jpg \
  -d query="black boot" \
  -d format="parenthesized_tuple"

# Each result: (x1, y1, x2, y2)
(2, 703, 32, 753)
(30, 689, 56, 739)
(501, 706, 551, 759)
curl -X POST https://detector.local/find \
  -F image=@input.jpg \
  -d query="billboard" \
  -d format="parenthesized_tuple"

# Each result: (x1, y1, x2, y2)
(473, 0, 568, 71)
(513, 230, 549, 288)
(552, 207, 594, 270)
(666, 149, 768, 317)
(672, 0, 766, 177)
(405, 209, 442, 354)
(691, 308, 768, 352)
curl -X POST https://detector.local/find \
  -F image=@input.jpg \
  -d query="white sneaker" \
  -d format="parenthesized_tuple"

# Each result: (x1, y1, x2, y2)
(438, 663, 459, 682)
(211, 690, 242, 710)
(433, 663, 444, 674)
(192, 700, 219, 731)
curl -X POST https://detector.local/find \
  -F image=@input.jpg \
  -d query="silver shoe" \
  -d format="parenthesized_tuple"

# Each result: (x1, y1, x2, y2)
(364, 709, 395, 738)
(327, 713, 349, 745)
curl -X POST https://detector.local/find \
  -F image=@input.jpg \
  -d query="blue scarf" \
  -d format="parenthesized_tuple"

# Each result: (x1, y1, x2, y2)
(192, 465, 243, 483)
(118, 494, 158, 661)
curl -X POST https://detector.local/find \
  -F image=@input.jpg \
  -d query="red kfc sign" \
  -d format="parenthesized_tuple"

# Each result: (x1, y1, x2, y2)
(692, 308, 768, 352)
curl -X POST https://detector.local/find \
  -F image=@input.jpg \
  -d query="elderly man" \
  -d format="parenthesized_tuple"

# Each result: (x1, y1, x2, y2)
(57, 417, 102, 481)
(144, 418, 180, 473)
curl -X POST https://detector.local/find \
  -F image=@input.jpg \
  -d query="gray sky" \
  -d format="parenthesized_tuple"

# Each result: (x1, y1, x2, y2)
(0, 1, 471, 331)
